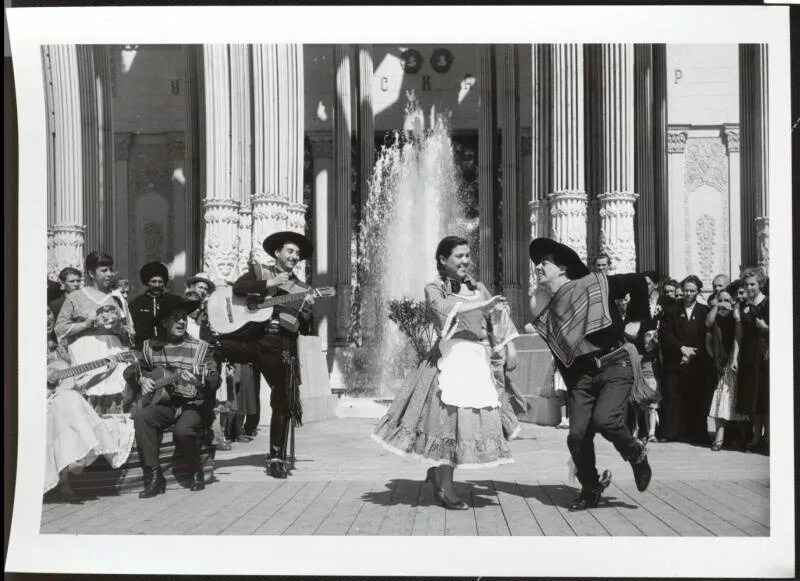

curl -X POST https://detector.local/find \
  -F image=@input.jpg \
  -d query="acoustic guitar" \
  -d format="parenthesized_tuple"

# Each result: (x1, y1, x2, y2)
(140, 365, 208, 407)
(206, 285, 336, 335)
(47, 351, 137, 391)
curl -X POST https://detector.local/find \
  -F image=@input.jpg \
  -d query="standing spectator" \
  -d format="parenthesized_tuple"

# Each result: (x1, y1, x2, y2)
(659, 275, 710, 443)
(735, 268, 769, 453)
(128, 262, 181, 350)
(49, 267, 83, 319)
(185, 272, 216, 300)
(706, 290, 746, 450)
(592, 254, 610, 275)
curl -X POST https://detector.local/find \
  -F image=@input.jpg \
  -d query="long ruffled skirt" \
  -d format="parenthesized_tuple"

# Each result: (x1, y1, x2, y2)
(371, 350, 513, 469)
(709, 367, 748, 422)
(44, 389, 135, 493)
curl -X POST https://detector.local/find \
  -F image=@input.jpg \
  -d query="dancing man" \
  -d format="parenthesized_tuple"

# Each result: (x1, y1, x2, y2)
(217, 231, 315, 479)
(528, 238, 653, 510)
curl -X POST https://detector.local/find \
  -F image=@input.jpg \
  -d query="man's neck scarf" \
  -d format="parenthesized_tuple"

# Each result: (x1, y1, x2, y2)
(533, 272, 614, 367)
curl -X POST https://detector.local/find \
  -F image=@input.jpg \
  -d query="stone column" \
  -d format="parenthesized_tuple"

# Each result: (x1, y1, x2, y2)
(283, 45, 308, 237)
(548, 44, 587, 263)
(529, 45, 552, 293)
(44, 45, 86, 274)
(739, 44, 769, 271)
(634, 44, 668, 275)
(667, 127, 689, 279)
(358, 45, 375, 211)
(330, 45, 355, 389)
(309, 134, 335, 355)
(477, 45, 497, 290)
(202, 45, 240, 284)
(498, 45, 523, 321)
(595, 44, 638, 274)
(76, 45, 114, 255)
(229, 44, 252, 279)
(185, 45, 203, 277)
(724, 125, 741, 277)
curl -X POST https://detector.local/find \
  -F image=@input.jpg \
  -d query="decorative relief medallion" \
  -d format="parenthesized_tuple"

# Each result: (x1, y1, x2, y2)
(685, 138, 728, 194)
(430, 48, 454, 74)
(723, 127, 740, 154)
(400, 49, 423, 74)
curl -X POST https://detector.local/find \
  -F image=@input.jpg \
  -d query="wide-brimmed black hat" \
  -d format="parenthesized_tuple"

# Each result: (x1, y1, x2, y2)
(139, 261, 170, 285)
(529, 238, 590, 280)
(156, 295, 201, 323)
(262, 231, 313, 260)
(185, 271, 216, 293)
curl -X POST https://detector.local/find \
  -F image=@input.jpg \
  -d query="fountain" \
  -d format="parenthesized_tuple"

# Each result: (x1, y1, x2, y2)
(351, 102, 477, 396)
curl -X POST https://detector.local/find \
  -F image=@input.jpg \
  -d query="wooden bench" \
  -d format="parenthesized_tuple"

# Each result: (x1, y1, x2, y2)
(69, 431, 215, 495)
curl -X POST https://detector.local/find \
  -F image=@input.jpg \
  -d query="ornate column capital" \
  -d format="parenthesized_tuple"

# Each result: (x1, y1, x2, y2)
(667, 129, 689, 154)
(203, 198, 241, 283)
(548, 190, 588, 263)
(723, 125, 740, 154)
(598, 191, 639, 273)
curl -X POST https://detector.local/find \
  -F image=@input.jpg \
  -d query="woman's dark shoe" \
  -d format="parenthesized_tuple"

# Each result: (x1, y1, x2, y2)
(425, 467, 441, 495)
(711, 441, 723, 452)
(139, 467, 166, 499)
(436, 489, 469, 510)
(245, 428, 259, 437)
(190, 467, 206, 491)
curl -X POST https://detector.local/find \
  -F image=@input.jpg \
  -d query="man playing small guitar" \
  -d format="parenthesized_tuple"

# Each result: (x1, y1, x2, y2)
(217, 231, 315, 479)
(127, 296, 220, 498)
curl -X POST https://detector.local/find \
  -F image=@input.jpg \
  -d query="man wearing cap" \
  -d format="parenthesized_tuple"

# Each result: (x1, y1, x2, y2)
(217, 231, 315, 479)
(185, 272, 216, 301)
(129, 261, 181, 350)
(529, 238, 653, 510)
(127, 295, 220, 498)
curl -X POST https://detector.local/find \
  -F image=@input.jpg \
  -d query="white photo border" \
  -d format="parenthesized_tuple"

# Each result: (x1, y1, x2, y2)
(6, 5, 795, 578)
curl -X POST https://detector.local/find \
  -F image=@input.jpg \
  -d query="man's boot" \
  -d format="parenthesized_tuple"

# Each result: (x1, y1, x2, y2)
(631, 447, 653, 492)
(568, 469, 612, 511)
(139, 466, 166, 499)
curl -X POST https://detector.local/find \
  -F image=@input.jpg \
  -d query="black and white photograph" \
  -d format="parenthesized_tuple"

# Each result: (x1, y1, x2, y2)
(4, 5, 795, 578)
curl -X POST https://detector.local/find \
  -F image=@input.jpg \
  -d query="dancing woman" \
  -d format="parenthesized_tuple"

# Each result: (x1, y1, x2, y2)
(372, 236, 513, 510)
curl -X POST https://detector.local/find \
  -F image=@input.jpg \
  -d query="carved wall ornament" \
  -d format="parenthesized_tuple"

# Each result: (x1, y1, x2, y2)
(695, 214, 716, 286)
(685, 137, 728, 195)
(723, 127, 740, 154)
(755, 216, 769, 270)
(51, 224, 86, 275)
(667, 130, 688, 154)
(548, 190, 588, 263)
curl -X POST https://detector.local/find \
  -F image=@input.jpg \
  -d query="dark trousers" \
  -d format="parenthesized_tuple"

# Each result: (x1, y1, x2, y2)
(219, 333, 296, 456)
(134, 403, 204, 468)
(566, 360, 642, 492)
(661, 367, 708, 442)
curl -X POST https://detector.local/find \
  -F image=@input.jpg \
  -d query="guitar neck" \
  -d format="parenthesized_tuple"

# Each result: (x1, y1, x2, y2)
(55, 355, 120, 381)
(258, 291, 311, 309)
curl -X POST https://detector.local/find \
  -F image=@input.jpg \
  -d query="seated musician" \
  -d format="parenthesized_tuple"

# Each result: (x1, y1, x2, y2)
(126, 295, 220, 498)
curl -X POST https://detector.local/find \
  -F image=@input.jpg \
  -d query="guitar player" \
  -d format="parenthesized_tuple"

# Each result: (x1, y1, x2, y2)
(217, 231, 315, 479)
(126, 295, 220, 498)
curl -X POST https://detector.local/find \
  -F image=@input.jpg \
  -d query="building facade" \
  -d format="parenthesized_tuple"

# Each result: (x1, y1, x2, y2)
(43, 43, 770, 385)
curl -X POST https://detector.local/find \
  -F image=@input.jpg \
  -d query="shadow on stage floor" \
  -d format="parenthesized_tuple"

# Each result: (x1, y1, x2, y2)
(359, 478, 639, 510)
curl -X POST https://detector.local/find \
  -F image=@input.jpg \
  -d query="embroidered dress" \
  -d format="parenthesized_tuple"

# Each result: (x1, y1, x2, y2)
(371, 279, 513, 468)
(54, 288, 133, 414)
(44, 348, 135, 493)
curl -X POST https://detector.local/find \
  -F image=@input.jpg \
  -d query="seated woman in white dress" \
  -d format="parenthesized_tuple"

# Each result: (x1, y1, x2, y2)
(54, 252, 136, 415)
(372, 236, 513, 510)
(45, 306, 135, 501)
